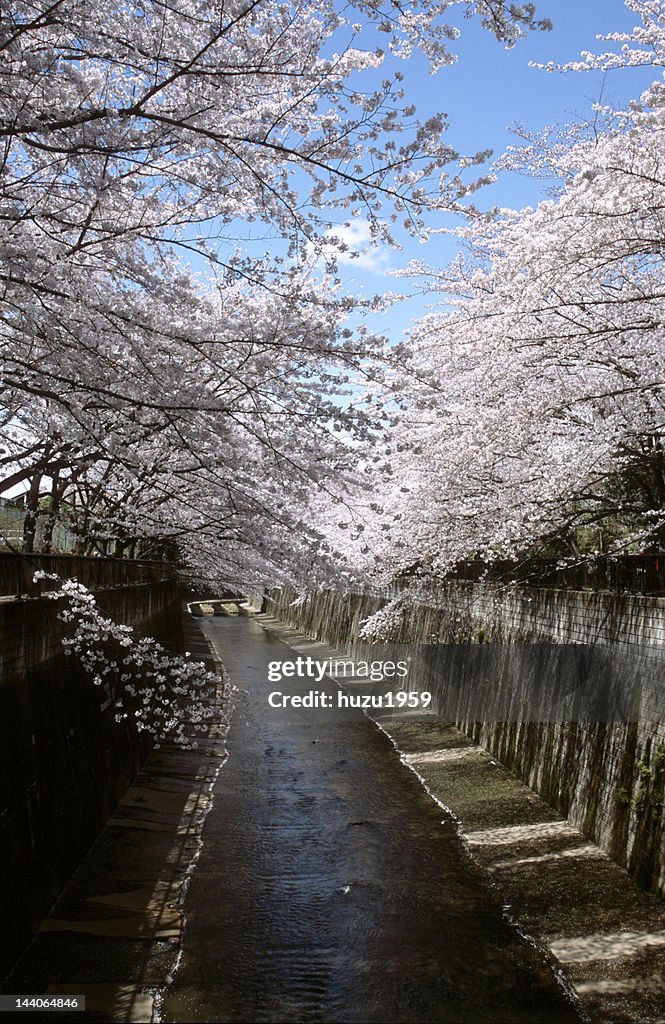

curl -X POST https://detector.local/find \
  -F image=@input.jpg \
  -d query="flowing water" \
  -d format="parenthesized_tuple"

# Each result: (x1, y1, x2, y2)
(160, 617, 580, 1024)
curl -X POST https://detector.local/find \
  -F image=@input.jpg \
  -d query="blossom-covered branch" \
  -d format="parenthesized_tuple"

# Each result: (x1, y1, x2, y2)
(36, 572, 231, 746)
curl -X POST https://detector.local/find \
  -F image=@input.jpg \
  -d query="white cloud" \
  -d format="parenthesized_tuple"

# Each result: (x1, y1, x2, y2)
(322, 219, 392, 274)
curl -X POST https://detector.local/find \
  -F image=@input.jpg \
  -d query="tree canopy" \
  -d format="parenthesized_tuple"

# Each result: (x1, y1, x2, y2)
(7, 0, 665, 591)
(0, 0, 552, 587)
(335, 0, 665, 583)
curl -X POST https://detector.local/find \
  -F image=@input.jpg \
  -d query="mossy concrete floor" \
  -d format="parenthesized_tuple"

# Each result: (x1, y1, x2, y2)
(256, 613, 665, 1024)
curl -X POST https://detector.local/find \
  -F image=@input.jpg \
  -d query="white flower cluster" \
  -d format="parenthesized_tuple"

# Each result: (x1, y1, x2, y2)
(37, 573, 228, 747)
(358, 598, 407, 641)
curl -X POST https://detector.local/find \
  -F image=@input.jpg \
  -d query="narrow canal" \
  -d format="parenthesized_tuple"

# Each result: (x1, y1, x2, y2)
(161, 616, 580, 1024)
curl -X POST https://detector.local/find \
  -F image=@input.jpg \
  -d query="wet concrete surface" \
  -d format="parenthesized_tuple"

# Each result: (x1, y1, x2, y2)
(161, 616, 580, 1023)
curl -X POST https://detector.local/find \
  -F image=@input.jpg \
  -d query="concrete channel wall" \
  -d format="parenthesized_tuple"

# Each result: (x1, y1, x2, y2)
(0, 579, 183, 976)
(269, 584, 665, 898)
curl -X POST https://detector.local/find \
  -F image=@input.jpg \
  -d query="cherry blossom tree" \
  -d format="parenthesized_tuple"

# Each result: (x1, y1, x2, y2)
(337, 0, 665, 582)
(0, 0, 550, 583)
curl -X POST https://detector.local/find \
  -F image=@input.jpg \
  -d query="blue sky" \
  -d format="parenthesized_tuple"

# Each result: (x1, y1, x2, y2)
(330, 0, 660, 343)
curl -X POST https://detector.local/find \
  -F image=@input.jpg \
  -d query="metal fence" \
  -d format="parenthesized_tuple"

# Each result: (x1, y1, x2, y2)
(442, 556, 665, 595)
(0, 552, 176, 598)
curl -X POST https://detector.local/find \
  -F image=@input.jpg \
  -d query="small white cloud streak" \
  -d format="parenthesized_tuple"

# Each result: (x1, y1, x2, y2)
(323, 219, 392, 274)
